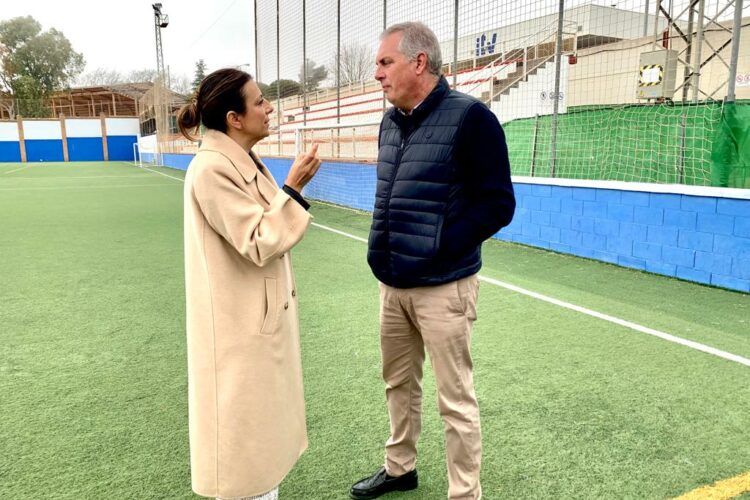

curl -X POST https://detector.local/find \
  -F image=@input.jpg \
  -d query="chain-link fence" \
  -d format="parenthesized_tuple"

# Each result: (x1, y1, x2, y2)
(253, 0, 749, 187)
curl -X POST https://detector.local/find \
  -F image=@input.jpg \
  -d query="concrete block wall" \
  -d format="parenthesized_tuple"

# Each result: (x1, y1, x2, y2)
(154, 153, 750, 293)
(499, 178, 750, 292)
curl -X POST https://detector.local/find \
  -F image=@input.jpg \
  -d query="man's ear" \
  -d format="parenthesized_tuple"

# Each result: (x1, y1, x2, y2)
(414, 52, 428, 75)
(226, 111, 242, 130)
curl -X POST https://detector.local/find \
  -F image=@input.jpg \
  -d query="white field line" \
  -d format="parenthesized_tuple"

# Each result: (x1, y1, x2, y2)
(142, 167, 186, 182)
(3, 164, 34, 174)
(312, 222, 368, 242)
(311, 223, 750, 368)
(1, 175, 158, 180)
(140, 166, 750, 368)
(0, 184, 175, 191)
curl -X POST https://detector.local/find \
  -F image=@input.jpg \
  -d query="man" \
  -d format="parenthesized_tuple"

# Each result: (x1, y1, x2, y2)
(349, 22, 515, 500)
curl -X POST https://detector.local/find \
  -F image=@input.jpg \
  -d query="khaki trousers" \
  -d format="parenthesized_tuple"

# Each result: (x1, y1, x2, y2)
(379, 274, 481, 500)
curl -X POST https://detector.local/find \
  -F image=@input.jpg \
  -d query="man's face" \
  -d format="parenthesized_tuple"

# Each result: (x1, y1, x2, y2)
(375, 32, 419, 110)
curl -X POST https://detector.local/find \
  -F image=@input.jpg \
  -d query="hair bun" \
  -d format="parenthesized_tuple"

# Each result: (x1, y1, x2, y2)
(177, 100, 202, 141)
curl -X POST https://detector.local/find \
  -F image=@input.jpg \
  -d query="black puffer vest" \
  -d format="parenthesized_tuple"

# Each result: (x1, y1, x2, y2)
(367, 77, 481, 288)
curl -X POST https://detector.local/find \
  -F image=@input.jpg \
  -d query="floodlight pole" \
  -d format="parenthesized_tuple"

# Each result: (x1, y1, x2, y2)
(152, 3, 169, 83)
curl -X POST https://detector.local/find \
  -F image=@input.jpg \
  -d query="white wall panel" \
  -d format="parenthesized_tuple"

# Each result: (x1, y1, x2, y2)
(105, 118, 140, 136)
(23, 120, 62, 140)
(65, 119, 101, 137)
(0, 122, 19, 141)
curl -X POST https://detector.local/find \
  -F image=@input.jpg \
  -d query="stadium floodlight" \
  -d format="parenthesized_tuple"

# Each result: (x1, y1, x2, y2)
(153, 4, 169, 28)
(152, 3, 168, 82)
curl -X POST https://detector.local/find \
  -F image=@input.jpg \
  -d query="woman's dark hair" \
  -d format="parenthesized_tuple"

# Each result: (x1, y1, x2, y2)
(177, 68, 253, 141)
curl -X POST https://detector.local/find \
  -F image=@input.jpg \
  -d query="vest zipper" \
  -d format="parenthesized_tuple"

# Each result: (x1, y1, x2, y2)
(383, 129, 411, 264)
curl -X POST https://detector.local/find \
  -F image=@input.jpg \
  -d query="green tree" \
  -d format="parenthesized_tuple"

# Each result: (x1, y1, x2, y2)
(298, 58, 328, 93)
(257, 81, 270, 98)
(264, 79, 302, 101)
(0, 16, 84, 117)
(191, 59, 207, 95)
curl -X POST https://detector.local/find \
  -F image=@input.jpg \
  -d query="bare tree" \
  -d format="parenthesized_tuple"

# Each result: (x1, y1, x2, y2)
(169, 74, 191, 96)
(126, 69, 158, 83)
(75, 67, 159, 87)
(328, 42, 374, 86)
(75, 68, 123, 86)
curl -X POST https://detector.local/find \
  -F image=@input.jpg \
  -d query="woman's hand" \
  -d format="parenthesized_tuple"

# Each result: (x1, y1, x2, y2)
(284, 143, 321, 192)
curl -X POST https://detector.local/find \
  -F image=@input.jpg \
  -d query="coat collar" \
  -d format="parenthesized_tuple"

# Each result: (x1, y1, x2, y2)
(199, 129, 260, 184)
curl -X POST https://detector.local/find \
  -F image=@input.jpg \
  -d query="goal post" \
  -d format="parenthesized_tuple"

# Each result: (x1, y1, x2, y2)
(293, 120, 381, 161)
(286, 120, 383, 212)
(136, 134, 163, 168)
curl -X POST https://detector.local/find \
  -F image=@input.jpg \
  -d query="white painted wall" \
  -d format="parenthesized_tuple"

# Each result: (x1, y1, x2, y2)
(65, 119, 101, 138)
(105, 118, 140, 136)
(23, 120, 62, 140)
(0, 122, 19, 141)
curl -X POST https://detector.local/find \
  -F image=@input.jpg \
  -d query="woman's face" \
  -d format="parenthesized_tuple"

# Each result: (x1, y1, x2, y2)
(234, 80, 274, 142)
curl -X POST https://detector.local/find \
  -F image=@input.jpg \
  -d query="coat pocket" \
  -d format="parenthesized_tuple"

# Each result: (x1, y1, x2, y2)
(260, 277, 279, 335)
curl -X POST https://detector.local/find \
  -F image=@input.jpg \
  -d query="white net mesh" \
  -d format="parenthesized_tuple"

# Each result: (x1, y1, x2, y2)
(253, 0, 749, 187)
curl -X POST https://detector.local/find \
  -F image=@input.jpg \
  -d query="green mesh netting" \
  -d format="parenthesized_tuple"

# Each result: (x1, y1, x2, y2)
(710, 102, 750, 188)
(503, 101, 749, 188)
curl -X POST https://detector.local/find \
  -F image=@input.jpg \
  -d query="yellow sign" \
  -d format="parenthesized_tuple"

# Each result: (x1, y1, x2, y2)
(639, 65, 663, 86)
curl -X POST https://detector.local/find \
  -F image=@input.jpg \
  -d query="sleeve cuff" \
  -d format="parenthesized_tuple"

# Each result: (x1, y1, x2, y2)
(282, 184, 311, 210)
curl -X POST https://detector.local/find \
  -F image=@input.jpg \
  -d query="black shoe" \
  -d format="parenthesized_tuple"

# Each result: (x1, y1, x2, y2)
(350, 467, 418, 499)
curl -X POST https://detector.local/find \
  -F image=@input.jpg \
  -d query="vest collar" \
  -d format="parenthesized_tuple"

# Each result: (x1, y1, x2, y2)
(391, 76, 450, 127)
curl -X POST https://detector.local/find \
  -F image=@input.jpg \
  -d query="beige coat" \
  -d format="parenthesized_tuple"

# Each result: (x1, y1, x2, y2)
(184, 130, 312, 498)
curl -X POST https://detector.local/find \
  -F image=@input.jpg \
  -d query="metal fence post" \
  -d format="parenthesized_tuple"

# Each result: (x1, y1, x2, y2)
(303, 0, 307, 126)
(727, 0, 744, 102)
(336, 0, 341, 157)
(549, 0, 564, 177)
(453, 0, 459, 89)
(678, 113, 687, 184)
(276, 0, 281, 155)
(531, 114, 539, 176)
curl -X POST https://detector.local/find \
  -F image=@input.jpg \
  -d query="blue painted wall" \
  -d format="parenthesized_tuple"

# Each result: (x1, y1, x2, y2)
(25, 139, 64, 162)
(497, 184, 750, 292)
(156, 153, 750, 293)
(0, 135, 138, 162)
(107, 136, 138, 161)
(298, 160, 377, 212)
(0, 141, 22, 162)
(67, 137, 103, 161)
(161, 153, 192, 170)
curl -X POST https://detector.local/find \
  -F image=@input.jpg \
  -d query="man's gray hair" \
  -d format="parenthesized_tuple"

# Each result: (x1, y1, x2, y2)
(382, 22, 443, 76)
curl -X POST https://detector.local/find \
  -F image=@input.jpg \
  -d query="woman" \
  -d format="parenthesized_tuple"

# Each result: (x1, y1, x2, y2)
(178, 68, 321, 500)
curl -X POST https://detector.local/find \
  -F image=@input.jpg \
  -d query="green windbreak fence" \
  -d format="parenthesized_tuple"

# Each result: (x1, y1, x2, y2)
(711, 102, 750, 188)
(504, 101, 750, 188)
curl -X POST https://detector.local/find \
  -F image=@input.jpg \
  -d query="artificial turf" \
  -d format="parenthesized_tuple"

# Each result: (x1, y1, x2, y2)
(1, 162, 747, 499)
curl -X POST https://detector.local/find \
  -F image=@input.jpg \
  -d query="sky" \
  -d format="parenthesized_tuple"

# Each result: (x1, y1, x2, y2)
(1, 0, 257, 83)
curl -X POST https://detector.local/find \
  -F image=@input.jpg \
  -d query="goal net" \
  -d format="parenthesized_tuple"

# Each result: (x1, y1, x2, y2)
(136, 134, 163, 168)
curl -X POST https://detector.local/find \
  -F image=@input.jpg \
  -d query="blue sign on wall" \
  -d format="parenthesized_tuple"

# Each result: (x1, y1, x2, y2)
(475, 33, 498, 57)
